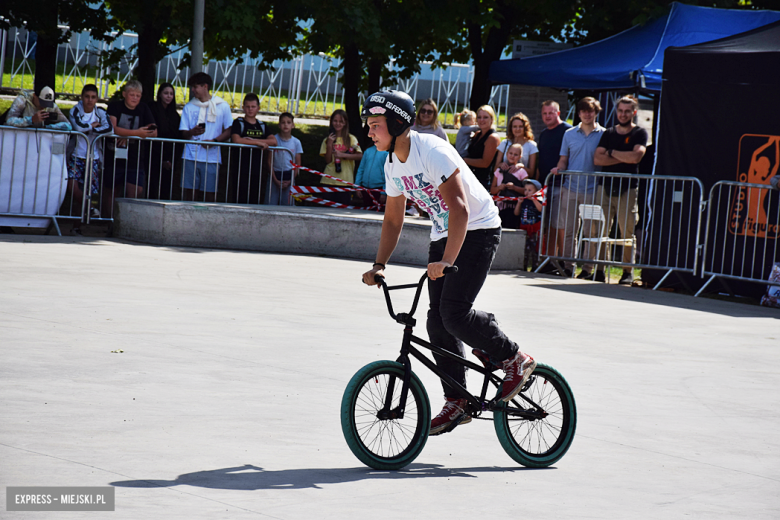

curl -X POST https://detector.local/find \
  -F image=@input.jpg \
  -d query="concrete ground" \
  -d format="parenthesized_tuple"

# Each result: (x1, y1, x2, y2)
(1, 235, 778, 519)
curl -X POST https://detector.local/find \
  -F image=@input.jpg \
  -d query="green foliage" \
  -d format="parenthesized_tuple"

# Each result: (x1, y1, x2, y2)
(0, 0, 114, 45)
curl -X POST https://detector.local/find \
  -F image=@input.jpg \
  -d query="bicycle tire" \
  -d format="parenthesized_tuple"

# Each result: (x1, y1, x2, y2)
(341, 360, 431, 470)
(493, 363, 577, 468)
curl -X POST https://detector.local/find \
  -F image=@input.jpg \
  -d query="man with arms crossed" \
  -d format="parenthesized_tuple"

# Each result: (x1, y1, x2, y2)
(593, 96, 647, 285)
(537, 101, 572, 274)
(360, 91, 536, 436)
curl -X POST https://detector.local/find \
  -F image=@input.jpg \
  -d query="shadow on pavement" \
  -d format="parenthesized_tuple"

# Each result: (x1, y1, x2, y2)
(110, 463, 545, 490)
(514, 271, 779, 319)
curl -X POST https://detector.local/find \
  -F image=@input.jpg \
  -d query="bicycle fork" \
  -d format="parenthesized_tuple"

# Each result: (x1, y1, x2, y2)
(377, 326, 414, 421)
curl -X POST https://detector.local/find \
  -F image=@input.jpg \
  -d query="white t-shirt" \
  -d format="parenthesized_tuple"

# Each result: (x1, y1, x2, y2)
(498, 139, 539, 165)
(385, 131, 501, 240)
(74, 110, 98, 160)
(179, 100, 233, 164)
(272, 134, 303, 171)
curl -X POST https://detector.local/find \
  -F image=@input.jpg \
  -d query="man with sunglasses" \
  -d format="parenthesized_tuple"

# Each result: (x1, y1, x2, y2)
(360, 90, 536, 436)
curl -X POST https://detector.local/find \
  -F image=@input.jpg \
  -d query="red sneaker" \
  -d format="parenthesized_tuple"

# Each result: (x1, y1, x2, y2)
(501, 352, 537, 402)
(429, 397, 472, 435)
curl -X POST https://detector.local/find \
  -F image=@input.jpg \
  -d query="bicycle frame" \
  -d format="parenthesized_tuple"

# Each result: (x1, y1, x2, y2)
(374, 273, 549, 424)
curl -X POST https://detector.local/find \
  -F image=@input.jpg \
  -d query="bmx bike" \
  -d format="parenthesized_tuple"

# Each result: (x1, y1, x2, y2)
(341, 268, 577, 470)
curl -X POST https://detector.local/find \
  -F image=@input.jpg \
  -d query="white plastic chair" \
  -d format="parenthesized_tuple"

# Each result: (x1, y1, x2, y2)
(577, 204, 636, 277)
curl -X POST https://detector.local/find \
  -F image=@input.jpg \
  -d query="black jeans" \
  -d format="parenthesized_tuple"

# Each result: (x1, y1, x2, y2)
(427, 227, 519, 398)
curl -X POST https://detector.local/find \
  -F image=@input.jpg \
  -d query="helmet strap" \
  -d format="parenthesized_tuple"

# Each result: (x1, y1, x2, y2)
(388, 135, 397, 163)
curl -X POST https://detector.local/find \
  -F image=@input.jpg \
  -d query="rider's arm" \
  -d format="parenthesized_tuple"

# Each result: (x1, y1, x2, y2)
(362, 194, 406, 286)
(436, 170, 469, 267)
(376, 194, 406, 264)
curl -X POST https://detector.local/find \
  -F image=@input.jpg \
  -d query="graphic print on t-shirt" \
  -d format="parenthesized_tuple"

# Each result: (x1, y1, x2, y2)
(245, 127, 266, 139)
(390, 172, 450, 234)
(117, 113, 139, 131)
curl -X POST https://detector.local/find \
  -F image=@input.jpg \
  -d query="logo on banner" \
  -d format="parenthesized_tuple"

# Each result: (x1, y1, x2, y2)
(728, 134, 780, 239)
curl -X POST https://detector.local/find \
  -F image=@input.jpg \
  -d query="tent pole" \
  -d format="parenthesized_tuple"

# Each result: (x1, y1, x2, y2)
(652, 93, 660, 146)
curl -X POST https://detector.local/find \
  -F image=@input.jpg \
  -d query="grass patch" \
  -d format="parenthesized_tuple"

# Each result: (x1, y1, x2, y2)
(0, 96, 329, 181)
(3, 62, 506, 125)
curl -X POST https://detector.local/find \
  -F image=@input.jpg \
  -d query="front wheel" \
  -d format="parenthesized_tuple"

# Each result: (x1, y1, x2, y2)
(341, 361, 431, 470)
(494, 363, 577, 468)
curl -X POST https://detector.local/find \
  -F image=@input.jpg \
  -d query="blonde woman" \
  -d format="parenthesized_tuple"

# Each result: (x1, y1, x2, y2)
(411, 98, 448, 141)
(497, 112, 538, 178)
(463, 105, 501, 189)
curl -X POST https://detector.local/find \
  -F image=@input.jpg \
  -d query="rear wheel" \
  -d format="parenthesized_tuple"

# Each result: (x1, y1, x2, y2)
(341, 361, 431, 470)
(493, 363, 576, 468)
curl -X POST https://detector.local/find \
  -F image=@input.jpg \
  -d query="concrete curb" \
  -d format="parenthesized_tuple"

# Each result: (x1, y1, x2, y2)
(114, 200, 526, 270)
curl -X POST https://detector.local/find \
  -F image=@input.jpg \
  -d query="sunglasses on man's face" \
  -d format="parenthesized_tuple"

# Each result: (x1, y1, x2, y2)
(419, 108, 435, 115)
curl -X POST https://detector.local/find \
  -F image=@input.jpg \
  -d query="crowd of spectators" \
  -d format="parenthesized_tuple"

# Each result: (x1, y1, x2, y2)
(4, 80, 729, 281)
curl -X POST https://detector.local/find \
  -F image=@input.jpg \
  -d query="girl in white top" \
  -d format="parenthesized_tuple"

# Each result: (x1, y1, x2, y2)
(496, 112, 538, 178)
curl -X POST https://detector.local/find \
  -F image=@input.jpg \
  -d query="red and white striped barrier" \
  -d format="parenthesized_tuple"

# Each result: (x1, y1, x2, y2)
(291, 193, 384, 211)
(290, 162, 386, 192)
(492, 186, 546, 205)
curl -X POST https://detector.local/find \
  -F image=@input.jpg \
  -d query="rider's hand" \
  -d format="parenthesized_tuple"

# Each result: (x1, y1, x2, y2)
(427, 261, 451, 280)
(362, 267, 385, 289)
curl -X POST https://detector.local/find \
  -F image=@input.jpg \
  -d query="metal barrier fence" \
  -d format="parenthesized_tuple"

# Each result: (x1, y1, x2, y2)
(696, 180, 780, 296)
(86, 134, 296, 222)
(536, 171, 706, 290)
(3, 127, 778, 299)
(0, 125, 91, 235)
(0, 26, 510, 127)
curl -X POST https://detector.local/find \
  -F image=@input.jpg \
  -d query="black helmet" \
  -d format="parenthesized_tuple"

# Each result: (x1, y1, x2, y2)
(361, 90, 415, 137)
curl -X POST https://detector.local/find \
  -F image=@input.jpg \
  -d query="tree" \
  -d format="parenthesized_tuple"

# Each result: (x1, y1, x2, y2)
(105, 0, 302, 102)
(301, 0, 447, 146)
(427, 0, 581, 110)
(0, 0, 114, 94)
(104, 0, 192, 102)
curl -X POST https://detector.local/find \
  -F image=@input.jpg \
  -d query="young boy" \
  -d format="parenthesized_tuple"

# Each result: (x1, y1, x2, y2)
(454, 109, 478, 158)
(227, 92, 276, 204)
(67, 84, 112, 233)
(180, 72, 233, 202)
(361, 90, 536, 436)
(514, 179, 544, 271)
(229, 93, 277, 204)
(5, 84, 71, 129)
(269, 112, 303, 205)
(106, 80, 157, 216)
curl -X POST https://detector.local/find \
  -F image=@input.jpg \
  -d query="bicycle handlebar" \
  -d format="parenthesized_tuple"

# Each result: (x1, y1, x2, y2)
(374, 266, 458, 324)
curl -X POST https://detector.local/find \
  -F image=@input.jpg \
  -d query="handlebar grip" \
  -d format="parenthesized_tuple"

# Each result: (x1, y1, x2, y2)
(374, 274, 386, 284)
(443, 266, 458, 274)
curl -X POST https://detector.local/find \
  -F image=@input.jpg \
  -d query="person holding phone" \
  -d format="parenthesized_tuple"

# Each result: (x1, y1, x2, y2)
(4, 84, 70, 130)
(360, 91, 536, 436)
(105, 80, 157, 215)
(180, 72, 232, 202)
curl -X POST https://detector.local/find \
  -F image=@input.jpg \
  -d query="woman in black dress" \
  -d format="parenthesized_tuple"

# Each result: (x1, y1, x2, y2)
(149, 83, 182, 200)
(463, 105, 501, 191)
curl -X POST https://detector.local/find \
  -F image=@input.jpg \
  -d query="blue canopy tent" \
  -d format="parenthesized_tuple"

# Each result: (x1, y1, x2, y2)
(488, 2, 780, 93)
